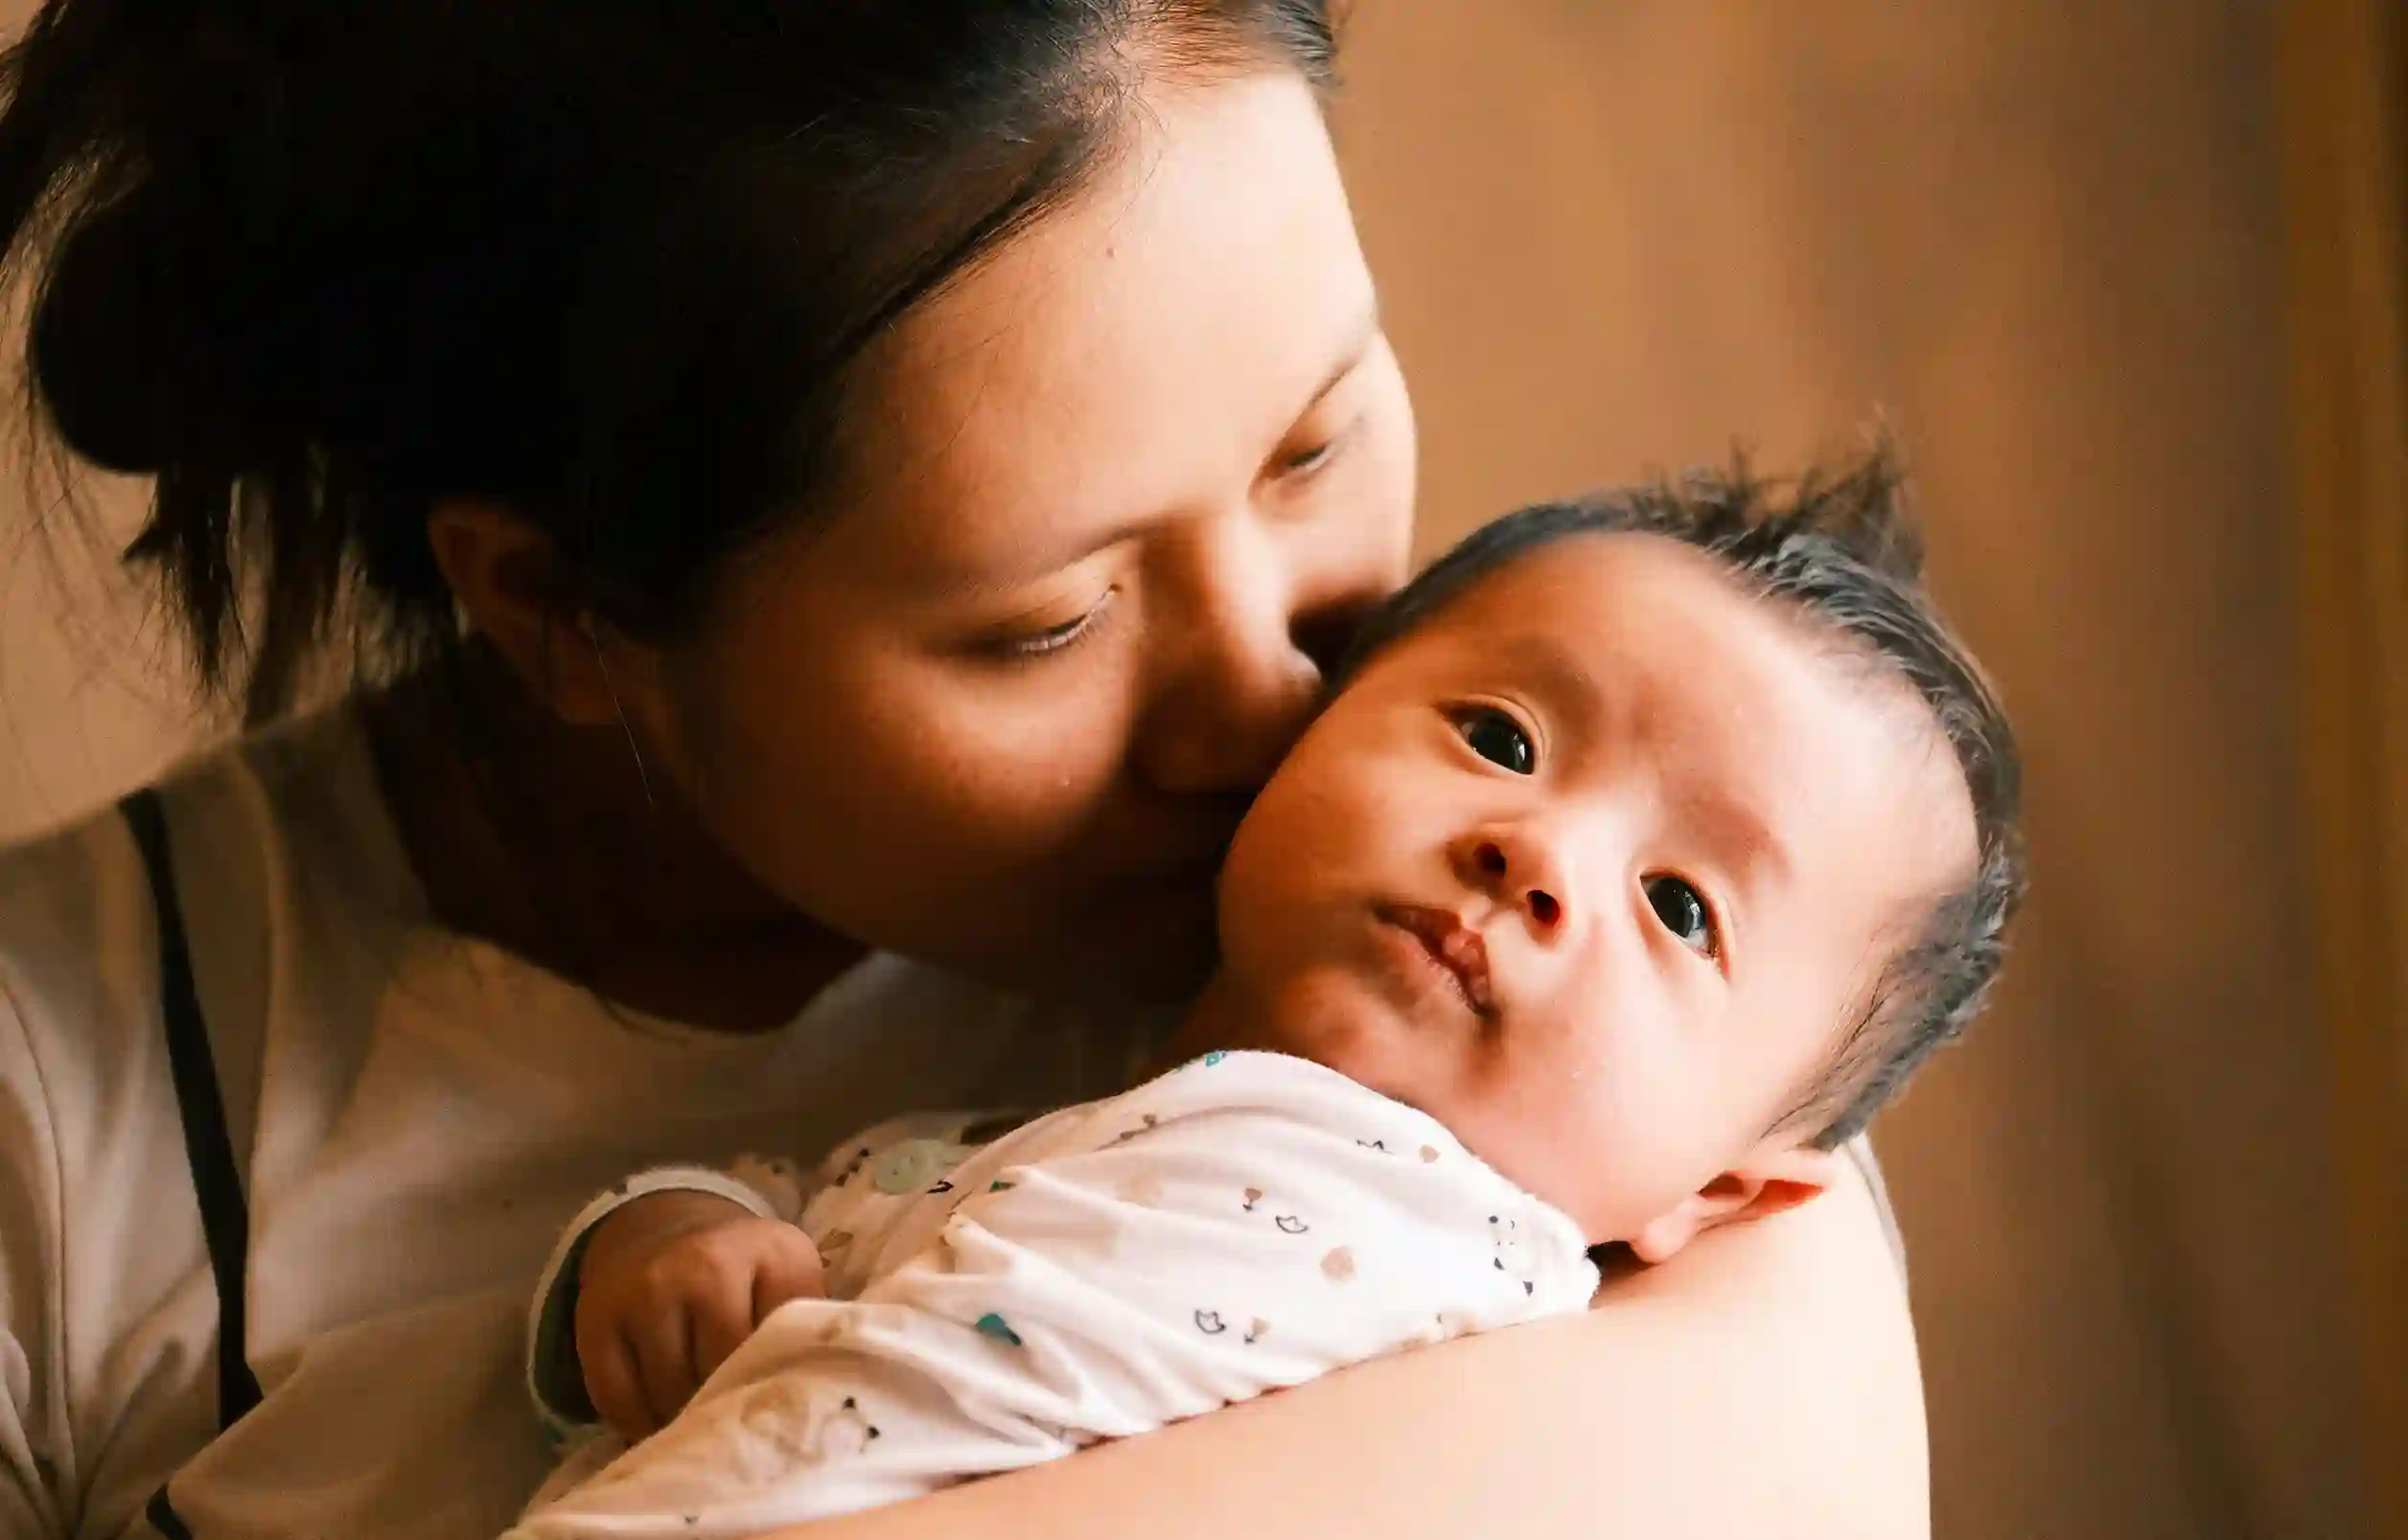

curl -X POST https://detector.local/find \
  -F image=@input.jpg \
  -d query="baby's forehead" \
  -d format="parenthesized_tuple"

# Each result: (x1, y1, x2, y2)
(1419, 529, 1752, 628)
(1402, 534, 1940, 742)
(1385, 532, 1793, 683)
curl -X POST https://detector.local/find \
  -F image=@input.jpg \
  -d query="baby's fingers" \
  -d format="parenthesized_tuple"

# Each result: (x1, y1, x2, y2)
(627, 1307, 702, 1433)
(751, 1231, 828, 1325)
(690, 1266, 764, 1388)
(578, 1323, 659, 1443)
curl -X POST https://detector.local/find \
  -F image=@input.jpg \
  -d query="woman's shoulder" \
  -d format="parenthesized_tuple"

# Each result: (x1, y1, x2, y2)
(0, 705, 418, 1068)
(793, 953, 1183, 1113)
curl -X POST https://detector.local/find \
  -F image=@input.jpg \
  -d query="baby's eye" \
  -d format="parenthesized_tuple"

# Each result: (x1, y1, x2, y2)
(1454, 708, 1535, 774)
(1642, 874, 1719, 957)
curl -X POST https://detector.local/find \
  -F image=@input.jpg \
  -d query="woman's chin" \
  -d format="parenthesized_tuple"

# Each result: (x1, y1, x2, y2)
(1007, 888, 1221, 1008)
(1078, 927, 1220, 1007)
(824, 868, 1220, 1008)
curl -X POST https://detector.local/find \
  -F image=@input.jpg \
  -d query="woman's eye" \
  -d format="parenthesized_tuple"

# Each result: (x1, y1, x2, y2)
(1455, 707, 1536, 774)
(991, 590, 1115, 660)
(1643, 874, 1719, 957)
(1279, 439, 1336, 476)
(1272, 414, 1357, 481)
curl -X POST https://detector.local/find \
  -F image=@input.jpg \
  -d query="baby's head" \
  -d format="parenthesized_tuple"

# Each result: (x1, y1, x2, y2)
(1207, 446, 2023, 1255)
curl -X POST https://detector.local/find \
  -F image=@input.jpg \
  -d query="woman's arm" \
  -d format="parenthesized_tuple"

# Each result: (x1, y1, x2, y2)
(781, 1157, 1927, 1540)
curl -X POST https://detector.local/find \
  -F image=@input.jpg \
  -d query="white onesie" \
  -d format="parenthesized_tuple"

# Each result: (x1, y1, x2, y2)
(509, 1050, 1599, 1540)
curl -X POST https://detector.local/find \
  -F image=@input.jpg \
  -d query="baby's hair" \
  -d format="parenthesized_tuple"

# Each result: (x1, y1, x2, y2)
(1337, 441, 2025, 1145)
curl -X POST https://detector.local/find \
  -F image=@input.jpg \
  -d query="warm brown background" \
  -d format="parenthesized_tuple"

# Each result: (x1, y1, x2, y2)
(0, 4, 2392, 1538)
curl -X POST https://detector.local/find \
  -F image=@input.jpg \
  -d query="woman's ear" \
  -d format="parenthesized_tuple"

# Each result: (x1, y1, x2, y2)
(1625, 1146, 1843, 1266)
(425, 499, 628, 726)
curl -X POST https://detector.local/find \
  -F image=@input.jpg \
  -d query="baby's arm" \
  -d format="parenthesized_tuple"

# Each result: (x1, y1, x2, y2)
(573, 1190, 828, 1437)
(528, 1109, 998, 1444)
(526, 1156, 833, 1445)
(511, 1052, 1597, 1540)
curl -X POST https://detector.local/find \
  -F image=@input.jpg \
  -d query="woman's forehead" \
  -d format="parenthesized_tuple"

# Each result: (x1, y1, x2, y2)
(819, 71, 1379, 591)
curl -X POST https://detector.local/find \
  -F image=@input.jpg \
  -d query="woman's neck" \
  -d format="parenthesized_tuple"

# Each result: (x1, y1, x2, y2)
(1148, 966, 1261, 1072)
(362, 649, 867, 1034)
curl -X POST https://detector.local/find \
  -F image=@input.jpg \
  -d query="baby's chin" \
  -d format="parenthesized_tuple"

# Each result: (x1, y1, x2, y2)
(1185, 977, 1634, 1247)
(1242, 972, 1463, 1113)
(1176, 962, 1389, 1070)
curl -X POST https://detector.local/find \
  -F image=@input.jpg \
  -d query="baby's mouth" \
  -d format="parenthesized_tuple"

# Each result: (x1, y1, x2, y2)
(1375, 903, 1496, 1018)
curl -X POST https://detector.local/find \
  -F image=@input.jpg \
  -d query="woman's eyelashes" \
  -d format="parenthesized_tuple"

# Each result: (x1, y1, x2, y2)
(984, 587, 1118, 662)
(1269, 412, 1360, 483)
(1641, 873, 1722, 960)
(1278, 437, 1337, 477)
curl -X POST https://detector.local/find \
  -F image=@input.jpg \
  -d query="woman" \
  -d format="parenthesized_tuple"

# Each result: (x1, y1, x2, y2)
(0, 3, 1927, 1536)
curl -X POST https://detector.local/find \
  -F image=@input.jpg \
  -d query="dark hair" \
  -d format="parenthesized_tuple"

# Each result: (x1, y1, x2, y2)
(0, 0, 1339, 722)
(1341, 443, 2026, 1146)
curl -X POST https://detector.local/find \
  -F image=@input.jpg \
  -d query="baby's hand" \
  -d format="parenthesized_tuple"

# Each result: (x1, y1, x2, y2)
(574, 1190, 827, 1439)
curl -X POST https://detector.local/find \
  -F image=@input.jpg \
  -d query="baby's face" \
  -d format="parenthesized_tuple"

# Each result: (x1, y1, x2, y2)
(1210, 532, 1976, 1245)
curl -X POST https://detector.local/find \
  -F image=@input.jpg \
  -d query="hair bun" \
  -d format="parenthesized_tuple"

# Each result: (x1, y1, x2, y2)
(30, 182, 273, 474)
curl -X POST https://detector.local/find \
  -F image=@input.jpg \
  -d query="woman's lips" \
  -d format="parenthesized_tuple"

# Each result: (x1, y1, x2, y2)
(1374, 902, 1495, 1018)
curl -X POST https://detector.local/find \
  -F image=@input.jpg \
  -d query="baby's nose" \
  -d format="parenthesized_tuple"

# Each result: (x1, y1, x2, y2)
(1454, 828, 1571, 937)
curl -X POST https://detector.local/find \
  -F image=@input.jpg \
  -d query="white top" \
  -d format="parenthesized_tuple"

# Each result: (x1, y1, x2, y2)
(510, 1050, 1599, 1540)
(0, 711, 1161, 1540)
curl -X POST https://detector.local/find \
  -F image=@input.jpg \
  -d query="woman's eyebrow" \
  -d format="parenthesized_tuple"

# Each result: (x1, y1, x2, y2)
(1297, 301, 1382, 416)
(941, 303, 1388, 598)
(948, 515, 1149, 600)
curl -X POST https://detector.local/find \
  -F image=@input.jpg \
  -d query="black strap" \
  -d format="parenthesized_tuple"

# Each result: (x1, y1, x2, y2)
(144, 1487, 197, 1540)
(121, 789, 263, 1430)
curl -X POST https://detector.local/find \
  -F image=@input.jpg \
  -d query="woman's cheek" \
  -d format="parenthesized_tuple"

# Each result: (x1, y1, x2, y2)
(1347, 352, 1421, 560)
(665, 637, 1116, 869)
(871, 662, 1141, 849)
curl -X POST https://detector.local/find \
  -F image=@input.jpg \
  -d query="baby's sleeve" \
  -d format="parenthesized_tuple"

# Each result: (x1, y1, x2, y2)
(509, 1052, 1595, 1540)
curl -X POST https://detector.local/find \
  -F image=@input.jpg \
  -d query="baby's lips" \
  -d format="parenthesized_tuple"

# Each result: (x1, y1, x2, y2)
(1378, 900, 1501, 1019)
(1436, 927, 1493, 1012)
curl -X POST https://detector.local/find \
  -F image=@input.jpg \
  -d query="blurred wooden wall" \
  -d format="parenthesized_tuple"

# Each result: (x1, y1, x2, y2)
(2281, 0, 2406, 1531)
(0, 3, 2390, 1537)
(1338, 4, 2379, 1537)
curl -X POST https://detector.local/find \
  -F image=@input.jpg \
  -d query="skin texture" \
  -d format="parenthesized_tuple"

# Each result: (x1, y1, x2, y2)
(405, 65, 1933, 1540)
(577, 1195, 832, 1440)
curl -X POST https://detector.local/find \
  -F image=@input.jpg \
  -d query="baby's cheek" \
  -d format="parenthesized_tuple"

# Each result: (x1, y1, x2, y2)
(1547, 1069, 1716, 1235)
(1229, 754, 1393, 896)
(1315, 750, 1454, 862)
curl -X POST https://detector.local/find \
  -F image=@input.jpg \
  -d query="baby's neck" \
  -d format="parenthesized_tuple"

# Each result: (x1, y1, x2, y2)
(1146, 968, 1262, 1076)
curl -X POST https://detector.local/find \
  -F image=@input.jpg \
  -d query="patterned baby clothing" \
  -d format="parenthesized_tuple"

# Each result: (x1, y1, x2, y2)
(511, 1050, 1596, 1539)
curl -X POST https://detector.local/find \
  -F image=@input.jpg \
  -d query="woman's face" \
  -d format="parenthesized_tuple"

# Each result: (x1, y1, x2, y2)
(637, 71, 1417, 1002)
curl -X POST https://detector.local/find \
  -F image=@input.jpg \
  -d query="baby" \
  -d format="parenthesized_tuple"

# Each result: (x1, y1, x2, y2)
(509, 448, 2023, 1538)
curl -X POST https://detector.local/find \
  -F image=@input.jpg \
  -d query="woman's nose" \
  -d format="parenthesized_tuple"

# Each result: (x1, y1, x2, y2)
(1141, 646, 1320, 796)
(1136, 524, 1372, 797)
(1136, 601, 1322, 799)
(1452, 824, 1575, 940)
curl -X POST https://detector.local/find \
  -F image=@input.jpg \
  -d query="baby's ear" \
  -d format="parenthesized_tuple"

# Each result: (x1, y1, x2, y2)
(1625, 1146, 1842, 1265)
